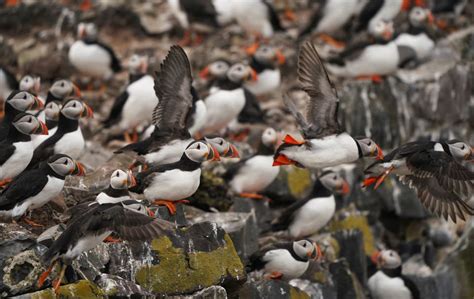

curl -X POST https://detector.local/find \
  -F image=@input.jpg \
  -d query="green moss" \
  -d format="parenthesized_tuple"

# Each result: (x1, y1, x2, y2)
(30, 280, 104, 299)
(136, 234, 245, 295)
(289, 286, 310, 299)
(312, 271, 328, 284)
(328, 214, 375, 255)
(287, 168, 312, 198)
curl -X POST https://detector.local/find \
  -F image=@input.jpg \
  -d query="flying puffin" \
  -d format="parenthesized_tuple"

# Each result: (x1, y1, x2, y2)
(394, 7, 435, 67)
(355, 0, 424, 32)
(271, 170, 350, 239)
(68, 22, 121, 79)
(27, 98, 93, 169)
(231, 0, 285, 38)
(130, 140, 220, 215)
(0, 66, 18, 102)
(200, 62, 262, 136)
(0, 113, 48, 187)
(0, 154, 84, 226)
(31, 101, 62, 148)
(19, 75, 41, 95)
(244, 45, 285, 96)
(198, 58, 231, 93)
(115, 46, 200, 166)
(273, 42, 383, 169)
(38, 200, 174, 293)
(364, 140, 474, 222)
(167, 0, 234, 45)
(248, 240, 322, 280)
(0, 90, 43, 140)
(368, 250, 420, 299)
(103, 55, 158, 142)
(223, 127, 279, 199)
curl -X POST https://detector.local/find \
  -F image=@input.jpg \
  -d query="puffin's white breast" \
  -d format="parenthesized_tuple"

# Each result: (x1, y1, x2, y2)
(144, 138, 192, 165)
(0, 141, 34, 180)
(96, 192, 131, 204)
(368, 0, 403, 28)
(394, 33, 434, 60)
(368, 271, 412, 299)
(64, 231, 112, 260)
(230, 155, 279, 193)
(32, 126, 58, 149)
(345, 42, 400, 76)
(288, 196, 336, 238)
(316, 0, 359, 33)
(68, 40, 113, 78)
(231, 0, 274, 37)
(188, 100, 207, 136)
(54, 127, 85, 159)
(203, 88, 246, 134)
(245, 69, 280, 96)
(262, 249, 309, 280)
(144, 168, 201, 201)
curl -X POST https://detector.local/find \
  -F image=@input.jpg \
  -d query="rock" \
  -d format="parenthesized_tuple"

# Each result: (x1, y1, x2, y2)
(169, 285, 228, 299)
(11, 280, 104, 299)
(134, 222, 246, 296)
(329, 260, 366, 299)
(263, 166, 314, 205)
(231, 197, 272, 233)
(405, 267, 459, 299)
(72, 243, 110, 282)
(95, 273, 153, 297)
(189, 212, 259, 262)
(451, 221, 474, 299)
(107, 241, 155, 282)
(333, 230, 367, 287)
(289, 279, 337, 299)
(190, 170, 234, 212)
(237, 280, 310, 299)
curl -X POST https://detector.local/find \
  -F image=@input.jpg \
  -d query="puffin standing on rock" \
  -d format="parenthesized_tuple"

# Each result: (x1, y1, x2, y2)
(364, 140, 474, 222)
(0, 154, 85, 226)
(273, 42, 383, 169)
(248, 240, 322, 280)
(271, 170, 350, 239)
(0, 113, 48, 187)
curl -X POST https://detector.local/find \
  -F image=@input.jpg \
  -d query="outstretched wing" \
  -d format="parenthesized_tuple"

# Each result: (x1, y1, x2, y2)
(152, 45, 194, 133)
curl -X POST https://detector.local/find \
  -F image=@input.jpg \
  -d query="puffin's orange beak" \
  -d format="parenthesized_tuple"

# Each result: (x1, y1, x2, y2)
(199, 66, 210, 79)
(228, 144, 240, 158)
(383, 29, 393, 40)
(37, 120, 49, 135)
(127, 170, 137, 188)
(81, 103, 94, 118)
(371, 250, 381, 265)
(249, 68, 258, 82)
(275, 50, 286, 65)
(374, 144, 384, 160)
(73, 84, 81, 97)
(427, 12, 434, 24)
(273, 154, 295, 166)
(32, 96, 44, 110)
(208, 145, 221, 161)
(340, 181, 350, 195)
(72, 161, 86, 176)
(311, 242, 323, 261)
(362, 177, 377, 188)
(245, 43, 259, 55)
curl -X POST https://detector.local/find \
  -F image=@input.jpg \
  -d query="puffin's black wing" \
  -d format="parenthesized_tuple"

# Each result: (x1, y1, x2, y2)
(0, 142, 15, 165)
(27, 136, 58, 169)
(103, 90, 129, 128)
(248, 242, 293, 271)
(1, 67, 19, 90)
(263, 0, 283, 31)
(90, 40, 122, 72)
(289, 41, 343, 139)
(406, 150, 474, 198)
(180, 0, 219, 27)
(400, 275, 421, 299)
(152, 45, 194, 133)
(354, 0, 384, 31)
(298, 1, 325, 37)
(0, 168, 48, 211)
(271, 198, 310, 231)
(238, 88, 264, 123)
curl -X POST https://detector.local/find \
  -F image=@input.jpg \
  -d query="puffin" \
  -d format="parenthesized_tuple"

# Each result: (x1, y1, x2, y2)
(27, 98, 93, 169)
(38, 201, 174, 293)
(0, 66, 18, 102)
(0, 90, 43, 140)
(198, 58, 231, 93)
(244, 44, 285, 96)
(368, 249, 420, 299)
(130, 140, 219, 215)
(127, 54, 149, 84)
(248, 240, 322, 280)
(394, 7, 435, 67)
(19, 75, 41, 95)
(204, 136, 240, 158)
(200, 62, 262, 136)
(271, 170, 350, 239)
(364, 140, 474, 222)
(223, 127, 279, 199)
(230, 0, 285, 38)
(43, 79, 81, 107)
(0, 154, 85, 226)
(273, 42, 383, 169)
(31, 101, 62, 148)
(167, 0, 234, 45)
(103, 55, 158, 142)
(354, 0, 423, 32)
(0, 113, 48, 187)
(115, 46, 199, 166)
(68, 22, 121, 80)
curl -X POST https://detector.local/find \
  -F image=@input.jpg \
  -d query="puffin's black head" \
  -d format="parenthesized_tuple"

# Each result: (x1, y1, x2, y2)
(319, 171, 350, 195)
(49, 79, 81, 99)
(19, 75, 41, 94)
(246, 44, 286, 66)
(184, 140, 220, 163)
(371, 249, 401, 269)
(47, 154, 86, 177)
(11, 113, 48, 135)
(6, 90, 43, 112)
(110, 169, 137, 190)
(204, 137, 240, 158)
(199, 59, 231, 80)
(61, 97, 93, 120)
(293, 240, 322, 261)
(446, 140, 473, 162)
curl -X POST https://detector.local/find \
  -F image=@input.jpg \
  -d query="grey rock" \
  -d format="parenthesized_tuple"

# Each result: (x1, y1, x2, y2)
(95, 273, 153, 297)
(237, 280, 310, 299)
(231, 197, 272, 233)
(106, 241, 154, 282)
(168, 285, 228, 299)
(329, 260, 366, 299)
(333, 230, 367, 287)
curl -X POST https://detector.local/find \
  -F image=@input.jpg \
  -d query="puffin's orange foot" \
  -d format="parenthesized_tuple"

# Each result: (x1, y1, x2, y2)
(175, 199, 190, 204)
(239, 193, 264, 200)
(319, 34, 345, 49)
(104, 236, 122, 243)
(153, 200, 177, 215)
(52, 278, 62, 294)
(229, 129, 250, 142)
(362, 177, 377, 188)
(356, 75, 383, 83)
(267, 271, 283, 280)
(22, 217, 44, 227)
(37, 264, 55, 288)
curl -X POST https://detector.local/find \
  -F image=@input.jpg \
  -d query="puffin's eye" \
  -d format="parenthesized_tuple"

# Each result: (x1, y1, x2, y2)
(333, 176, 337, 180)
(367, 141, 372, 146)
(461, 145, 465, 150)
(63, 160, 68, 165)
(28, 118, 32, 123)
(219, 140, 224, 145)
(197, 144, 201, 150)
(61, 82, 65, 87)
(302, 243, 307, 247)
(23, 94, 27, 100)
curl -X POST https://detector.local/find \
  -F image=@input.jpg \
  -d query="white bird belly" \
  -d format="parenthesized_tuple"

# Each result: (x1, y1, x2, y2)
(203, 88, 246, 134)
(288, 196, 336, 238)
(188, 100, 207, 136)
(316, 0, 358, 33)
(213, 0, 234, 25)
(245, 69, 280, 96)
(68, 41, 113, 78)
(263, 249, 309, 279)
(64, 231, 112, 260)
(369, 0, 403, 27)
(0, 141, 34, 180)
(232, 0, 273, 37)
(230, 155, 279, 193)
(144, 139, 192, 165)
(32, 126, 57, 149)
(54, 128, 85, 159)
(345, 42, 400, 76)
(394, 33, 434, 60)
(368, 271, 413, 299)
(144, 168, 201, 201)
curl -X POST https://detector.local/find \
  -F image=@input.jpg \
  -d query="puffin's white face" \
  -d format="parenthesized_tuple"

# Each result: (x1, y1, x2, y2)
(185, 141, 219, 163)
(319, 171, 350, 195)
(61, 99, 93, 120)
(253, 46, 286, 65)
(12, 114, 48, 135)
(293, 240, 318, 261)
(409, 7, 433, 26)
(128, 54, 148, 74)
(78, 22, 98, 39)
(48, 155, 85, 176)
(50, 79, 80, 98)
(19, 75, 41, 94)
(208, 60, 230, 79)
(368, 20, 393, 41)
(110, 169, 137, 189)
(356, 137, 384, 160)
(227, 63, 256, 83)
(205, 137, 240, 158)
(261, 127, 278, 148)
(373, 250, 401, 269)
(44, 102, 61, 121)
(8, 91, 42, 111)
(448, 141, 473, 161)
